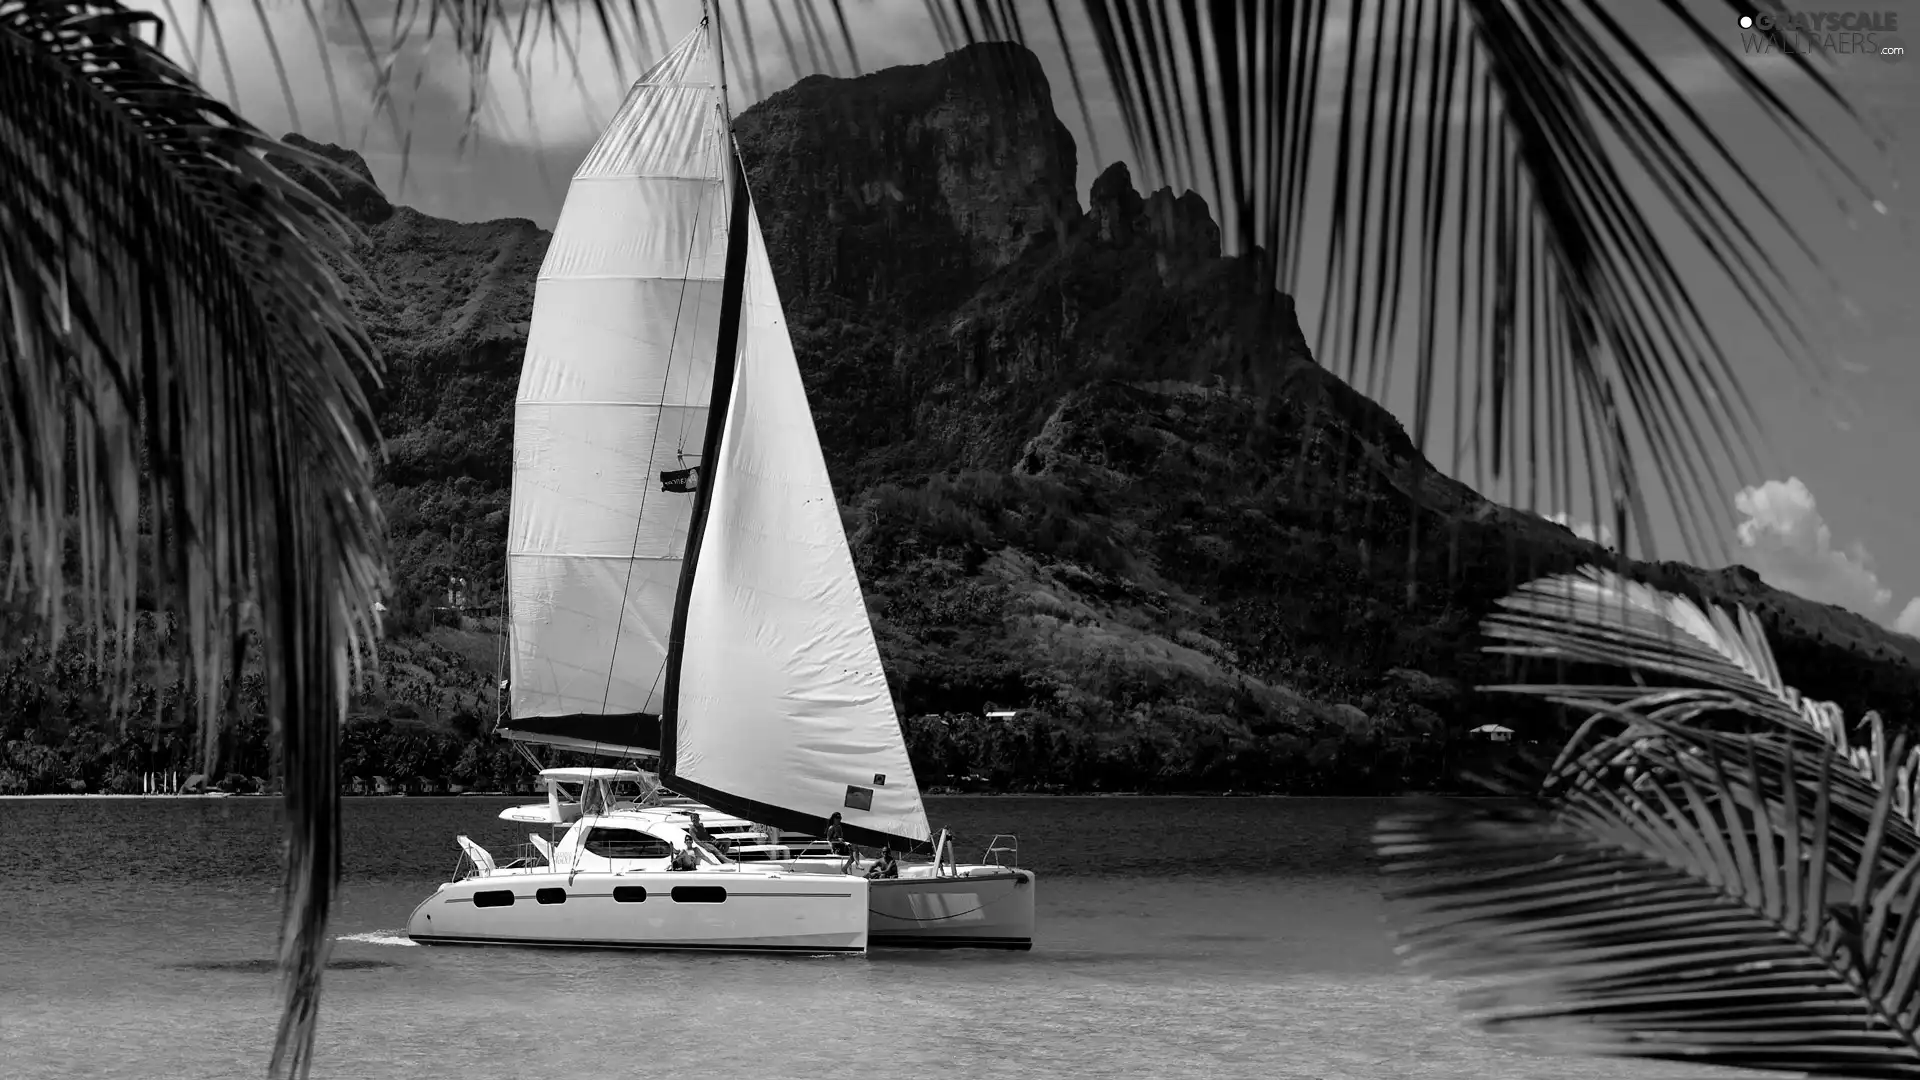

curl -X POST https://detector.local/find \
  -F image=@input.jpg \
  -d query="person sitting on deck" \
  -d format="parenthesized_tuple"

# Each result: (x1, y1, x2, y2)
(866, 846, 899, 880)
(684, 811, 716, 847)
(669, 840, 699, 871)
(825, 812, 860, 873)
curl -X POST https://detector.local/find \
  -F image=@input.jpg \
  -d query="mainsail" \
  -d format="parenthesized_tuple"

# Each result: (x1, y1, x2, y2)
(501, 29, 728, 757)
(504, 18, 930, 850)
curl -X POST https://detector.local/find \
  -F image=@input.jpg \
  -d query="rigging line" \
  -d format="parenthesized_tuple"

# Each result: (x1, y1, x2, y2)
(676, 117, 729, 462)
(596, 140, 718, 721)
(493, 607, 508, 727)
(676, 173, 719, 462)
(653, 130, 728, 700)
(641, 657, 671, 734)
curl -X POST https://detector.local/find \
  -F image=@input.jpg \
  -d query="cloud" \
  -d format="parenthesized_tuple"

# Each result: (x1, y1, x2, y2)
(1547, 511, 1616, 548)
(1731, 477, 1919, 637)
(1898, 599, 1920, 637)
(1651, 48, 1802, 98)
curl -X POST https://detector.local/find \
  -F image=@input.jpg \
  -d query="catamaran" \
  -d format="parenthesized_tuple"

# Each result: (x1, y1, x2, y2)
(408, 766, 869, 952)
(406, 14, 1034, 954)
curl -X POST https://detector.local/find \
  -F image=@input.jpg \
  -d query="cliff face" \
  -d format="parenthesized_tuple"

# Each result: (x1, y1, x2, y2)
(264, 44, 1917, 791)
(735, 44, 1081, 314)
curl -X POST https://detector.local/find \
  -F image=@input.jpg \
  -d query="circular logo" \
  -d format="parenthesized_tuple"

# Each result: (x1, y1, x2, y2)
(1881, 32, 1907, 63)
(1739, 14, 1754, 28)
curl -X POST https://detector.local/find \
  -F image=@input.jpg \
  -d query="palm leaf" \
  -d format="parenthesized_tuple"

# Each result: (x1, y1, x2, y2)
(0, 4, 384, 1078)
(1380, 569, 1920, 1075)
(1484, 567, 1920, 822)
(152, 0, 1882, 563)
(1552, 720, 1920, 896)
(914, 0, 1883, 563)
(1481, 565, 1920, 913)
(1380, 720, 1920, 1078)
(90, 2, 1890, 1073)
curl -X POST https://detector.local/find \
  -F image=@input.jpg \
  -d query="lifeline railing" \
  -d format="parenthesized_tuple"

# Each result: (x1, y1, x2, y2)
(451, 841, 550, 881)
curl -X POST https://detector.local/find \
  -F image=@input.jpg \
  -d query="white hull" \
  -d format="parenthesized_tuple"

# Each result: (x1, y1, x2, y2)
(406, 869, 868, 954)
(768, 860, 1036, 949)
(868, 868, 1035, 950)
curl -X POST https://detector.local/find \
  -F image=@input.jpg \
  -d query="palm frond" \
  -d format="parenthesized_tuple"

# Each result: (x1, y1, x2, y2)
(1488, 564, 1798, 712)
(915, 0, 1881, 562)
(152, 0, 1877, 565)
(1380, 569, 1920, 1074)
(0, 4, 384, 1078)
(1380, 719, 1920, 1078)
(1550, 720, 1920, 892)
(1485, 566, 1920, 822)
(83, 3, 1891, 1074)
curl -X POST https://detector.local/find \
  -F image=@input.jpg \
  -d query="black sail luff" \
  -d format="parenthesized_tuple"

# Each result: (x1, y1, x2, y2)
(657, 141, 749, 798)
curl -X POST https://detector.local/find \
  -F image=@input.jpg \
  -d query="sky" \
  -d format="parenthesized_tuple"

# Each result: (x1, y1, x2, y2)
(143, 0, 1920, 637)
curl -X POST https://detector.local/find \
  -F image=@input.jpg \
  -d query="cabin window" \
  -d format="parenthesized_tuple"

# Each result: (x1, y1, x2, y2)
(536, 888, 566, 905)
(671, 886, 726, 904)
(612, 886, 648, 903)
(583, 827, 675, 860)
(473, 890, 515, 908)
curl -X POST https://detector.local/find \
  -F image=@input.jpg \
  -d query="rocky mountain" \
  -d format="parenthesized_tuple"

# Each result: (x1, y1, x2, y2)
(7, 43, 1911, 797)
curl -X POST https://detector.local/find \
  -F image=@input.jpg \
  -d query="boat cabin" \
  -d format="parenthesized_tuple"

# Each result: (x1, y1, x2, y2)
(498, 767, 656, 825)
(545, 816, 731, 874)
(498, 768, 818, 865)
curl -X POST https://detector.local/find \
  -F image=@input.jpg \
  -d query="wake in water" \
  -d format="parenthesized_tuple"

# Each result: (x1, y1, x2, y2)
(336, 931, 419, 947)
(169, 958, 397, 972)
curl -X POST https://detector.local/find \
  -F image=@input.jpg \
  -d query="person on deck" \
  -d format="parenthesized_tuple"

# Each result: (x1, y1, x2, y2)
(670, 840, 699, 871)
(825, 812, 856, 873)
(684, 811, 716, 846)
(867, 846, 899, 880)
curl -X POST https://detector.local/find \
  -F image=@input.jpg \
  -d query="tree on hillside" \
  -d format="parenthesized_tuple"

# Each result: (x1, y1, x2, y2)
(1, 0, 1891, 1076)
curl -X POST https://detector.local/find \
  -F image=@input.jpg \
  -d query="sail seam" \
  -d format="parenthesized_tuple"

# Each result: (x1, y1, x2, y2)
(596, 101, 719, 727)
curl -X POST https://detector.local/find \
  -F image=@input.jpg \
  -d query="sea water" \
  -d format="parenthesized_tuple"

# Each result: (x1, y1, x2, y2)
(0, 795, 1757, 1079)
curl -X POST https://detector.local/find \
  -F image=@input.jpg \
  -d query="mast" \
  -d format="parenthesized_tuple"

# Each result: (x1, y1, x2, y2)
(704, 0, 740, 218)
(706, 0, 734, 127)
(659, 14, 752, 818)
